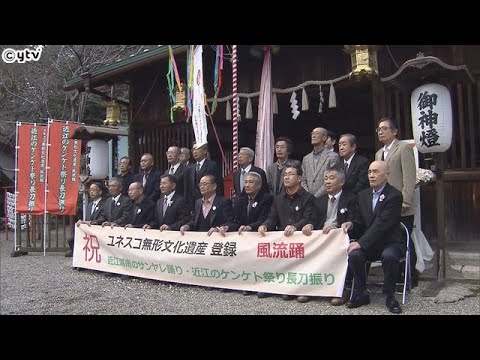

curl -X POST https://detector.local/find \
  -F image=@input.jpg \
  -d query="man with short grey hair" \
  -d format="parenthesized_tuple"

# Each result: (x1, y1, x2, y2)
(233, 147, 268, 197)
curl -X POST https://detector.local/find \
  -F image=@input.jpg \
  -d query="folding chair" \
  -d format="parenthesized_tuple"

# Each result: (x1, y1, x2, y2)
(350, 222, 411, 304)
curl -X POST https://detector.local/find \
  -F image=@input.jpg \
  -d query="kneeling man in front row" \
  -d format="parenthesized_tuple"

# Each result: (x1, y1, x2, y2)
(341, 160, 405, 314)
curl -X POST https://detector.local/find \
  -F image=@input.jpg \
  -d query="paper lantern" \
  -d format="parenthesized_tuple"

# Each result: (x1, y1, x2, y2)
(86, 139, 109, 179)
(411, 83, 452, 153)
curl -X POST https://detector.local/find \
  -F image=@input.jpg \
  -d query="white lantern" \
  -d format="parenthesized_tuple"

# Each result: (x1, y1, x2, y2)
(86, 139, 109, 179)
(411, 83, 452, 153)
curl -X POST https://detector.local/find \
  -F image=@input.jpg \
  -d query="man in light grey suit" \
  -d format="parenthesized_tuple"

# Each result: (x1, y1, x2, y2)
(375, 117, 417, 286)
(301, 127, 341, 197)
(266, 137, 301, 196)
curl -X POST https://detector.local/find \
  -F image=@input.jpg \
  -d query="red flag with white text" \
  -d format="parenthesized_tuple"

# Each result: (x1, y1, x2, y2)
(45, 121, 81, 215)
(15, 123, 48, 214)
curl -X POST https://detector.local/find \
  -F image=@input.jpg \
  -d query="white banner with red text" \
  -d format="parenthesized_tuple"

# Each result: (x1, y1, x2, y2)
(73, 225, 349, 297)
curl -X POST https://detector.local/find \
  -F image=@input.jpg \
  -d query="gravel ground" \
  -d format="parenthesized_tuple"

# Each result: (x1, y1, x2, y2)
(1, 232, 479, 315)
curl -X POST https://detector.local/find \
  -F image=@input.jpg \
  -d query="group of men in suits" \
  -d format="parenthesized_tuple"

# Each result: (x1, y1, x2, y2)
(71, 117, 415, 314)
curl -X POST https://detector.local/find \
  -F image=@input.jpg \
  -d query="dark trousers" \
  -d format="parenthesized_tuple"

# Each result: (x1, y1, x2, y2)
(348, 243, 404, 297)
(401, 215, 418, 281)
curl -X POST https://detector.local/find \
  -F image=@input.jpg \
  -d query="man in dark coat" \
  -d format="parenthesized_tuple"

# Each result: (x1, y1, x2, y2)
(342, 160, 405, 314)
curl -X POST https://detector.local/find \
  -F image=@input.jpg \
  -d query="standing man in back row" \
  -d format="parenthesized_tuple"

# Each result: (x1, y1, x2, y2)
(266, 137, 301, 196)
(375, 117, 418, 287)
(301, 127, 341, 197)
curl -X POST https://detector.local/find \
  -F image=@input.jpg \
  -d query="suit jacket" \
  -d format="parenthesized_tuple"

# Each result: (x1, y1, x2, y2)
(85, 198, 107, 225)
(266, 158, 301, 195)
(117, 172, 135, 196)
(186, 195, 236, 231)
(104, 194, 133, 226)
(164, 163, 185, 196)
(233, 191, 274, 231)
(263, 187, 315, 231)
(352, 183, 405, 252)
(150, 192, 190, 230)
(233, 165, 268, 197)
(184, 159, 224, 209)
(312, 191, 357, 232)
(375, 139, 416, 216)
(342, 153, 370, 195)
(134, 169, 162, 203)
(127, 197, 156, 228)
(301, 149, 341, 197)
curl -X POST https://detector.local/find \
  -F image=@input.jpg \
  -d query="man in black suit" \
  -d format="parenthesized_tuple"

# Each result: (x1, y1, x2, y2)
(301, 168, 356, 305)
(258, 164, 315, 303)
(102, 177, 133, 227)
(164, 146, 185, 196)
(66, 181, 107, 257)
(232, 147, 268, 198)
(144, 174, 190, 231)
(117, 156, 135, 196)
(234, 172, 273, 234)
(233, 171, 274, 296)
(341, 160, 405, 314)
(183, 143, 224, 210)
(134, 153, 161, 203)
(124, 182, 155, 228)
(180, 175, 235, 236)
(338, 134, 369, 195)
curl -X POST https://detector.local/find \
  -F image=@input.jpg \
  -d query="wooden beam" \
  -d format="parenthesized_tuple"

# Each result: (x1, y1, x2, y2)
(90, 89, 129, 107)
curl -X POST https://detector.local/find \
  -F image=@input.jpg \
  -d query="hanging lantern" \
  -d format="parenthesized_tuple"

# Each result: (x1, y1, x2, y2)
(344, 45, 378, 77)
(103, 100, 120, 126)
(410, 83, 452, 153)
(86, 139, 109, 179)
(172, 82, 186, 111)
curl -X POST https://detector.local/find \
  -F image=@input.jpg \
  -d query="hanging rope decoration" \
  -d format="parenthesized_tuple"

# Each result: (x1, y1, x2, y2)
(301, 87, 309, 111)
(225, 99, 232, 120)
(290, 91, 300, 120)
(319, 85, 324, 113)
(206, 74, 348, 120)
(329, 83, 336, 108)
(166, 45, 183, 123)
(246, 98, 253, 119)
(272, 92, 278, 114)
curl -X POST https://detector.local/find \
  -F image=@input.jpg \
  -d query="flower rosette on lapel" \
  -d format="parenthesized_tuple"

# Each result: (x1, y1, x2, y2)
(340, 208, 347, 214)
(379, 194, 385, 202)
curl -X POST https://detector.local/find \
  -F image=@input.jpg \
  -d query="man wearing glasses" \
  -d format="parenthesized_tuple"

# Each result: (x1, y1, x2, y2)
(375, 117, 418, 288)
(180, 174, 235, 236)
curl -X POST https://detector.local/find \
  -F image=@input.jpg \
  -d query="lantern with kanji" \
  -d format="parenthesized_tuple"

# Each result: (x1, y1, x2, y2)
(410, 83, 452, 153)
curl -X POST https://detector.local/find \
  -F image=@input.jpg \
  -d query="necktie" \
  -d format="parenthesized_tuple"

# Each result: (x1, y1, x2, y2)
(143, 172, 148, 186)
(240, 169, 246, 192)
(91, 201, 96, 216)
(331, 196, 336, 204)
(196, 163, 201, 172)
(202, 200, 210, 218)
(169, 166, 174, 175)
(111, 199, 116, 214)
(163, 197, 168, 216)
(381, 150, 386, 161)
(344, 162, 349, 175)
(247, 198, 253, 217)
(372, 191, 379, 211)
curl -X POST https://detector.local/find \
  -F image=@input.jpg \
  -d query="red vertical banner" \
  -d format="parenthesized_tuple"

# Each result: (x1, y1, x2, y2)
(16, 124, 48, 214)
(46, 121, 81, 215)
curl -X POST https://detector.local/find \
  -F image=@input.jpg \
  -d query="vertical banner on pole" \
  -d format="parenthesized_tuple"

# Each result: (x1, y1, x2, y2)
(46, 121, 81, 215)
(191, 45, 208, 147)
(16, 123, 48, 214)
